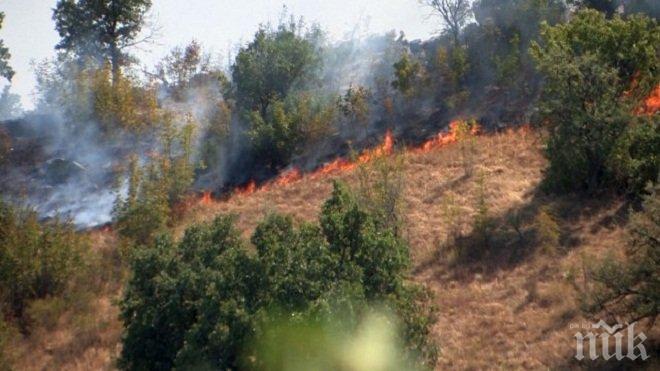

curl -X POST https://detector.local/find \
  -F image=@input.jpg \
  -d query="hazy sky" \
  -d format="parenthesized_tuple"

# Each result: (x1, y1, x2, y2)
(1, 0, 438, 109)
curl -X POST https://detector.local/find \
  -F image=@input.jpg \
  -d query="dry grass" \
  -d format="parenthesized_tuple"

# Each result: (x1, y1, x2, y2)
(5, 230, 123, 371)
(8, 128, 655, 369)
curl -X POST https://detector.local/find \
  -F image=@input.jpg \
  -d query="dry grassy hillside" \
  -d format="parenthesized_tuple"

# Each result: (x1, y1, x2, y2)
(7, 128, 658, 370)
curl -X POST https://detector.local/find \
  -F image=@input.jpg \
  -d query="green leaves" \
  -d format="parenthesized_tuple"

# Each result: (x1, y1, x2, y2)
(119, 181, 436, 370)
(532, 10, 659, 193)
(232, 21, 322, 115)
(0, 201, 86, 322)
(0, 12, 14, 82)
(53, 0, 152, 72)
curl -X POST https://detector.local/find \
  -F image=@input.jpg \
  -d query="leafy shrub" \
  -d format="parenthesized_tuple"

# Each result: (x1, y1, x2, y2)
(91, 66, 159, 133)
(533, 206, 561, 254)
(119, 181, 437, 370)
(113, 117, 196, 245)
(34, 58, 159, 134)
(0, 200, 86, 323)
(355, 154, 406, 236)
(248, 94, 335, 170)
(337, 85, 372, 135)
(531, 10, 660, 194)
(609, 117, 660, 195)
(392, 52, 422, 96)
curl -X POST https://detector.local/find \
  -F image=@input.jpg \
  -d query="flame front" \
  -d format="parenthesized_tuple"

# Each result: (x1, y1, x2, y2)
(314, 129, 394, 177)
(236, 180, 257, 196)
(223, 123, 481, 200)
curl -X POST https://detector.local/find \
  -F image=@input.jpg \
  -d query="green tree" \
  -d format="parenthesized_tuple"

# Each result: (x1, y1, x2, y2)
(392, 52, 422, 96)
(0, 12, 14, 82)
(337, 85, 372, 134)
(530, 10, 659, 193)
(248, 93, 335, 170)
(0, 86, 22, 120)
(153, 40, 228, 101)
(113, 117, 196, 245)
(119, 181, 437, 370)
(232, 18, 322, 116)
(53, 0, 153, 82)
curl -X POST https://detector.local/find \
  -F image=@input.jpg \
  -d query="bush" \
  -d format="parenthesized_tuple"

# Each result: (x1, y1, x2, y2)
(392, 52, 422, 96)
(533, 205, 561, 254)
(248, 94, 335, 170)
(0, 200, 86, 323)
(119, 181, 437, 370)
(531, 10, 660, 194)
(113, 117, 196, 245)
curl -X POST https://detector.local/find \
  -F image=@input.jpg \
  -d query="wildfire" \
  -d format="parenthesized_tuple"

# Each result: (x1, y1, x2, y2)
(639, 84, 660, 115)
(273, 167, 302, 186)
(200, 190, 213, 205)
(205, 122, 481, 203)
(313, 129, 394, 177)
(235, 180, 257, 196)
(414, 120, 479, 154)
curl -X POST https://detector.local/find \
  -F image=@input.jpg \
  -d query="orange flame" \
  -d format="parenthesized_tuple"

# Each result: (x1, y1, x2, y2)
(639, 84, 660, 115)
(222, 124, 482, 201)
(313, 129, 394, 177)
(274, 167, 302, 186)
(414, 120, 479, 154)
(235, 180, 257, 196)
(200, 190, 213, 205)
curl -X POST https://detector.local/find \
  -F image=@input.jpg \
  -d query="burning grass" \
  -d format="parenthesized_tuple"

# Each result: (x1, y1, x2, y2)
(196, 120, 479, 204)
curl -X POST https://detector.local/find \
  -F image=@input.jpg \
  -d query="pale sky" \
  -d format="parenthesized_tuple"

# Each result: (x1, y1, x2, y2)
(1, 0, 438, 109)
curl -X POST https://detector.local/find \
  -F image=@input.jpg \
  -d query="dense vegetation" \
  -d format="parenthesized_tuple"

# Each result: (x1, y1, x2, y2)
(532, 10, 659, 194)
(119, 181, 436, 369)
(0, 200, 86, 326)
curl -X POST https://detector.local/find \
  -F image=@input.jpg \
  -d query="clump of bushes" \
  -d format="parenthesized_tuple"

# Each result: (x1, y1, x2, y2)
(118, 181, 437, 370)
(0, 200, 87, 326)
(248, 93, 336, 171)
(531, 10, 659, 195)
(113, 116, 196, 246)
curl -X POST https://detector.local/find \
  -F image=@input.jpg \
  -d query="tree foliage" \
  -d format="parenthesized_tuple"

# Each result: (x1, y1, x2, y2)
(53, 0, 153, 80)
(113, 116, 196, 245)
(392, 52, 422, 96)
(0, 200, 86, 323)
(423, 0, 472, 45)
(531, 10, 659, 193)
(119, 181, 436, 370)
(0, 12, 14, 82)
(232, 18, 323, 116)
(248, 93, 335, 171)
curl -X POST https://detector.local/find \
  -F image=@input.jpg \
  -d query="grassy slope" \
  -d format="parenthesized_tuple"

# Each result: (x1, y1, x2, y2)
(8, 128, 657, 369)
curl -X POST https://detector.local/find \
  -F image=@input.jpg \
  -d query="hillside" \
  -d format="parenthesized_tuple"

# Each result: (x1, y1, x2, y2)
(7, 127, 656, 370)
